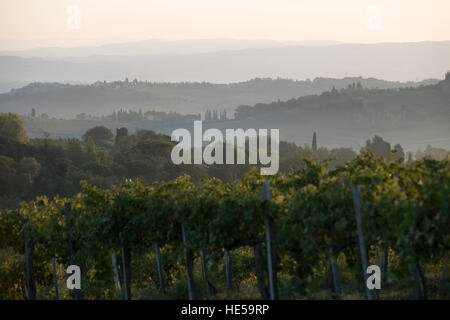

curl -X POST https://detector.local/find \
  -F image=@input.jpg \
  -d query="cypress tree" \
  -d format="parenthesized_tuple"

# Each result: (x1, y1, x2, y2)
(312, 132, 317, 152)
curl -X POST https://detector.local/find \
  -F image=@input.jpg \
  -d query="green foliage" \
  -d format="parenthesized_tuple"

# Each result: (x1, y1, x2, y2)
(0, 124, 448, 300)
(82, 126, 113, 145)
(0, 152, 450, 299)
(0, 113, 29, 144)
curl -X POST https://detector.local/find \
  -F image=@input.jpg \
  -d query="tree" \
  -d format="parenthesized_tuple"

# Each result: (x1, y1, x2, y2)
(115, 127, 128, 145)
(331, 86, 338, 95)
(18, 157, 41, 177)
(66, 138, 84, 166)
(220, 109, 228, 121)
(82, 126, 113, 145)
(86, 136, 97, 162)
(76, 113, 86, 120)
(205, 110, 211, 121)
(392, 144, 405, 162)
(18, 157, 41, 186)
(328, 147, 357, 168)
(365, 136, 391, 160)
(0, 155, 18, 195)
(312, 132, 317, 152)
(407, 152, 413, 162)
(416, 145, 449, 160)
(0, 113, 29, 144)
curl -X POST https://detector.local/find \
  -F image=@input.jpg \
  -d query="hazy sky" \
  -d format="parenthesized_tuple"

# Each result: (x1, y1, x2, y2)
(1, 0, 449, 50)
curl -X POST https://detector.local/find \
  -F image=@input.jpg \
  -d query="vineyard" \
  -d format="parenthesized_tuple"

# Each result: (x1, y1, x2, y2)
(0, 151, 448, 300)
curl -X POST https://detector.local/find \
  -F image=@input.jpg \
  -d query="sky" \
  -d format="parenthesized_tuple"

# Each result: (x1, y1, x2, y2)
(1, 0, 450, 50)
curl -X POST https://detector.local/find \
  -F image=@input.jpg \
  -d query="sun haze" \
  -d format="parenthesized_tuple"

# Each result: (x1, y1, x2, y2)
(0, 0, 449, 50)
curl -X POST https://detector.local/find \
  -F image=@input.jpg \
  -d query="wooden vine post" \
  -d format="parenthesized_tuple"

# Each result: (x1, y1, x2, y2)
(121, 246, 132, 300)
(52, 257, 59, 300)
(154, 243, 166, 295)
(329, 246, 342, 294)
(263, 181, 278, 300)
(253, 243, 269, 300)
(182, 222, 197, 300)
(409, 262, 427, 300)
(352, 185, 375, 300)
(23, 215, 36, 300)
(111, 252, 121, 296)
(381, 250, 389, 273)
(200, 249, 212, 299)
(224, 249, 232, 297)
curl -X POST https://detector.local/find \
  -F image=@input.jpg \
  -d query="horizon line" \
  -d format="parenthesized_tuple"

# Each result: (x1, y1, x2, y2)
(1, 38, 450, 53)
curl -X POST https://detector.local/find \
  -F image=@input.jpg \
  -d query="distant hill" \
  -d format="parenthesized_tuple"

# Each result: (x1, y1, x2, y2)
(144, 77, 449, 152)
(0, 77, 440, 118)
(13, 76, 450, 154)
(224, 76, 450, 151)
(0, 41, 449, 88)
(0, 39, 341, 58)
